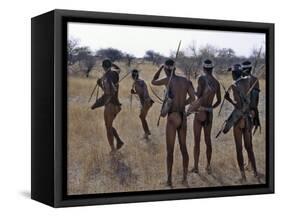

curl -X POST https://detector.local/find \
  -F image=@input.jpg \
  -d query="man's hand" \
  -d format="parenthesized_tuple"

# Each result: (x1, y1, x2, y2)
(131, 89, 136, 94)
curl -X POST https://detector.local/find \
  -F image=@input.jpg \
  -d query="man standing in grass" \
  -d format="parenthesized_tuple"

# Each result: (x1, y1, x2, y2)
(91, 59, 124, 152)
(152, 59, 195, 187)
(190, 59, 221, 174)
(241, 61, 261, 168)
(130, 69, 154, 139)
(223, 64, 259, 182)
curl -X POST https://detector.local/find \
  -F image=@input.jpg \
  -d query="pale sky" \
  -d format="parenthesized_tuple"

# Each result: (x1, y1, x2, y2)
(68, 22, 265, 58)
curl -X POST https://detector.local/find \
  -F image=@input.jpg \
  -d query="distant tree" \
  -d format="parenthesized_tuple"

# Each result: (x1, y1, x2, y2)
(198, 44, 217, 59)
(144, 50, 164, 65)
(188, 41, 202, 78)
(83, 55, 96, 77)
(217, 48, 235, 59)
(70, 46, 96, 77)
(215, 48, 236, 72)
(96, 48, 124, 62)
(67, 38, 79, 65)
(75, 46, 92, 62)
(144, 50, 156, 61)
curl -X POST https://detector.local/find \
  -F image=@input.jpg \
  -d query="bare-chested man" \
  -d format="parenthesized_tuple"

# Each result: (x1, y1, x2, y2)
(223, 64, 259, 182)
(152, 59, 195, 187)
(91, 59, 124, 152)
(130, 69, 154, 138)
(191, 59, 221, 174)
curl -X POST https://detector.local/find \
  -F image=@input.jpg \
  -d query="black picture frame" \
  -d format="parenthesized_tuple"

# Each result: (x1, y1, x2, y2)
(31, 9, 274, 207)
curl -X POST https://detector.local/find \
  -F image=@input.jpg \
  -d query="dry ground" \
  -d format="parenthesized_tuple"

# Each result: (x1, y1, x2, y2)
(67, 61, 266, 195)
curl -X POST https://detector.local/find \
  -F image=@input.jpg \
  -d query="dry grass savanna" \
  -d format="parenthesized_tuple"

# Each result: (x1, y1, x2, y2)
(67, 61, 266, 195)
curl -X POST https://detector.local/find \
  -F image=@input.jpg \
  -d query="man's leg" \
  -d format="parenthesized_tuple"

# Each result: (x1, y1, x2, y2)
(192, 116, 202, 173)
(139, 103, 151, 136)
(165, 113, 179, 187)
(112, 127, 124, 149)
(111, 105, 124, 150)
(203, 119, 213, 174)
(243, 129, 258, 177)
(104, 105, 115, 152)
(245, 127, 254, 171)
(177, 117, 189, 185)
(233, 125, 246, 181)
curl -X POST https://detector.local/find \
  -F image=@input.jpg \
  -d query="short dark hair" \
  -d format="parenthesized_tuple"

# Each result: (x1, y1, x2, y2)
(232, 64, 242, 80)
(102, 59, 112, 68)
(165, 59, 175, 66)
(203, 59, 214, 69)
(131, 69, 139, 80)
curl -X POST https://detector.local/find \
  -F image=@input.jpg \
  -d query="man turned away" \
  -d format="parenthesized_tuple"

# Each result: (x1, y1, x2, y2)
(91, 59, 124, 152)
(151, 59, 195, 187)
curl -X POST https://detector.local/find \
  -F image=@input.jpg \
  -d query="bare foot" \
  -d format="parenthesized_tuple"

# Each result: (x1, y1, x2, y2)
(160, 180, 173, 188)
(206, 166, 212, 174)
(245, 163, 252, 171)
(191, 167, 199, 174)
(110, 149, 117, 155)
(165, 179, 173, 188)
(143, 134, 150, 140)
(182, 179, 189, 187)
(239, 172, 247, 183)
(116, 140, 124, 150)
(254, 172, 262, 183)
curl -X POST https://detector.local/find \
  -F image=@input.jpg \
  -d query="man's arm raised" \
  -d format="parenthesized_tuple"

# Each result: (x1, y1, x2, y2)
(151, 65, 167, 86)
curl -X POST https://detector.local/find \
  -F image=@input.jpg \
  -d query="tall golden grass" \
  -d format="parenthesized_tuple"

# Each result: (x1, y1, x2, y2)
(67, 61, 266, 195)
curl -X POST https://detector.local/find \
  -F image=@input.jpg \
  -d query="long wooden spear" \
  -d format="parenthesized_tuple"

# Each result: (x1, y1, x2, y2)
(88, 82, 98, 103)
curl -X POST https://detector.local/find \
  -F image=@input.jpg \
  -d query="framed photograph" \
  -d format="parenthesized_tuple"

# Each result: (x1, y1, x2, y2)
(31, 9, 274, 207)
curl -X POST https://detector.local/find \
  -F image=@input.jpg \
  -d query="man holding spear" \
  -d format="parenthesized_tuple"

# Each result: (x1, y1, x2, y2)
(90, 59, 124, 152)
(221, 64, 260, 182)
(130, 69, 154, 139)
(151, 43, 195, 187)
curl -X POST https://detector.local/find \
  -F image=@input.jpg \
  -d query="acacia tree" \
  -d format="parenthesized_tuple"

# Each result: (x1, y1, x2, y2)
(75, 46, 95, 77)
(216, 48, 236, 72)
(67, 38, 79, 65)
(188, 41, 202, 78)
(144, 50, 164, 65)
(96, 48, 124, 62)
(198, 44, 217, 60)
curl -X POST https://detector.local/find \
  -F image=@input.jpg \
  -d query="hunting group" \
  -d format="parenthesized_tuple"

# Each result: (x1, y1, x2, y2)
(88, 43, 262, 187)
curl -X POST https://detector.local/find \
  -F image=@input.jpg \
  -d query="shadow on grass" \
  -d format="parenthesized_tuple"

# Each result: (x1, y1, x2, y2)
(110, 152, 138, 186)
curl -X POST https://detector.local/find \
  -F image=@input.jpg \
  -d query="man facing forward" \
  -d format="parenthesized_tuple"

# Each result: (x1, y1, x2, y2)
(130, 69, 154, 138)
